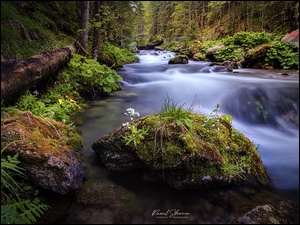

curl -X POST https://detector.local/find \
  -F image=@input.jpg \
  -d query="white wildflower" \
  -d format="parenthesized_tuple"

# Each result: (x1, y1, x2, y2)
(202, 175, 212, 181)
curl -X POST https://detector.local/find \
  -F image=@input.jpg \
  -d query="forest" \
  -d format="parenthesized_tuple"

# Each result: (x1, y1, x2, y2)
(1, 1, 299, 224)
(1, 1, 299, 60)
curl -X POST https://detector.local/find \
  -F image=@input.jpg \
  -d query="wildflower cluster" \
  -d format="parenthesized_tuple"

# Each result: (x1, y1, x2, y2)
(122, 107, 148, 147)
(123, 107, 140, 128)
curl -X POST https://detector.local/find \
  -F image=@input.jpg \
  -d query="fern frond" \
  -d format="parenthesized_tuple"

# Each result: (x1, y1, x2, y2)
(1, 204, 24, 224)
(14, 198, 50, 224)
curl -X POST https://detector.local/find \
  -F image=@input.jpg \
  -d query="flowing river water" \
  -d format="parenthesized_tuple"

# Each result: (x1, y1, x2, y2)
(56, 50, 299, 224)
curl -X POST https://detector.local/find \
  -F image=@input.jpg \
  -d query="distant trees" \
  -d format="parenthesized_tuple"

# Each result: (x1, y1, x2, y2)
(77, 1, 138, 57)
(139, 1, 299, 42)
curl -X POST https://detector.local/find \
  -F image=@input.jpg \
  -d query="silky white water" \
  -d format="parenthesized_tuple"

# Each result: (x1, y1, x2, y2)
(61, 50, 298, 224)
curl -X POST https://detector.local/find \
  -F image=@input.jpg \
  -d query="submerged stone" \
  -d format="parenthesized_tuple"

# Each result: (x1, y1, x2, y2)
(92, 113, 269, 189)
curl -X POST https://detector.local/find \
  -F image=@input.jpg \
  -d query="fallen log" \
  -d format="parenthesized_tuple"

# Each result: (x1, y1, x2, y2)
(1, 44, 77, 106)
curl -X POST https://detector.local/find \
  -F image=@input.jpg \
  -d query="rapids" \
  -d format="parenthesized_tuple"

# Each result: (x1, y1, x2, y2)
(59, 50, 299, 224)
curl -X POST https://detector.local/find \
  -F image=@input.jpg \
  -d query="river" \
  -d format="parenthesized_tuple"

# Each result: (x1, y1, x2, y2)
(59, 50, 299, 224)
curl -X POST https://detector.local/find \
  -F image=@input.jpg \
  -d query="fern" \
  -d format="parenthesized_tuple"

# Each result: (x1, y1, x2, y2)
(1, 143, 50, 224)
(1, 142, 27, 200)
(1, 204, 24, 224)
(1, 199, 50, 224)
(17, 199, 50, 224)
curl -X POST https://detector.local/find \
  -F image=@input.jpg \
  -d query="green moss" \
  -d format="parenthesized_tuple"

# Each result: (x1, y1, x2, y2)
(117, 109, 268, 186)
(1, 109, 83, 158)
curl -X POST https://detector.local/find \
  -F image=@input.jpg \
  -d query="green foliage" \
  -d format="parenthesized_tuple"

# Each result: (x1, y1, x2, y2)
(1, 199, 50, 224)
(185, 20, 200, 42)
(1, 144, 50, 224)
(214, 44, 244, 62)
(122, 108, 149, 147)
(136, 37, 148, 49)
(97, 43, 139, 69)
(148, 34, 164, 45)
(60, 53, 123, 97)
(265, 41, 299, 69)
(159, 95, 194, 130)
(231, 31, 273, 51)
(202, 40, 222, 51)
(210, 31, 274, 62)
(1, 143, 26, 201)
(1, 1, 75, 60)
(123, 124, 149, 147)
(15, 90, 82, 124)
(220, 114, 233, 125)
(161, 40, 184, 52)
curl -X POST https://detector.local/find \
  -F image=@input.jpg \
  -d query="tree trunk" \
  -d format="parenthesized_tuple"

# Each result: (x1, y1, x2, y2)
(79, 1, 90, 56)
(1, 45, 76, 106)
(92, 1, 101, 61)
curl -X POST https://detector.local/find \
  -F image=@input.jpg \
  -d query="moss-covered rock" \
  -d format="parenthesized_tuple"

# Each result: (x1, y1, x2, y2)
(1, 109, 85, 194)
(92, 112, 269, 189)
(168, 55, 189, 64)
(241, 44, 272, 68)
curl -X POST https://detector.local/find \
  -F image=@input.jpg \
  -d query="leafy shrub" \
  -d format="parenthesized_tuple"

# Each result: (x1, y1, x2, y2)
(97, 43, 139, 69)
(232, 31, 273, 50)
(15, 52, 124, 123)
(214, 45, 244, 62)
(161, 40, 183, 52)
(60, 53, 123, 97)
(265, 41, 299, 69)
(15, 90, 82, 123)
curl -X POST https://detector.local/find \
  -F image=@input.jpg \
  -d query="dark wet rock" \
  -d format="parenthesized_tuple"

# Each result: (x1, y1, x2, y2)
(92, 112, 269, 189)
(210, 65, 231, 72)
(168, 55, 189, 64)
(228, 200, 299, 224)
(154, 46, 164, 51)
(1, 109, 85, 194)
(66, 179, 139, 224)
(221, 61, 240, 71)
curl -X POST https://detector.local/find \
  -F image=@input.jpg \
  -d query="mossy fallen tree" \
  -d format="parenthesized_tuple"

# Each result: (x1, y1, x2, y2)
(1, 44, 77, 106)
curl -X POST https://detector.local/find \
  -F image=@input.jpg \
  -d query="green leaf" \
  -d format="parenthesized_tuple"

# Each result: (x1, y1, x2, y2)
(22, 186, 32, 191)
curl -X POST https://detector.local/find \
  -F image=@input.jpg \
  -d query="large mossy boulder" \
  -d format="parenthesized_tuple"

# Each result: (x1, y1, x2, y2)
(240, 44, 272, 69)
(168, 55, 189, 64)
(1, 109, 86, 194)
(92, 109, 269, 189)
